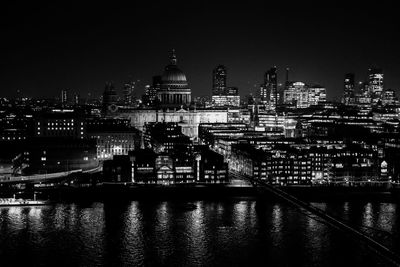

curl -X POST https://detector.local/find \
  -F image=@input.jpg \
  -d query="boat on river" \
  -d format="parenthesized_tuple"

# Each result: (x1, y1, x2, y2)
(0, 193, 50, 206)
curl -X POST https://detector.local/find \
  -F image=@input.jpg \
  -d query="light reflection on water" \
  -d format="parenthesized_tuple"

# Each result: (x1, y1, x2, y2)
(0, 200, 397, 266)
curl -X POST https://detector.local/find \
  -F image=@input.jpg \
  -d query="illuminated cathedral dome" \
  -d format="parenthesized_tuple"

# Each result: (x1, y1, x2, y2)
(161, 49, 188, 87)
(157, 49, 192, 108)
(162, 66, 187, 83)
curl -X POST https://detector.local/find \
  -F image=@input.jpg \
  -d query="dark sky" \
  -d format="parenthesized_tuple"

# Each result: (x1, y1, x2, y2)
(1, 1, 399, 100)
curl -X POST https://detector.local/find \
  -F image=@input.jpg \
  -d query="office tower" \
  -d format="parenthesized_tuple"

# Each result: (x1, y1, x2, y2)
(284, 81, 309, 108)
(261, 67, 278, 109)
(285, 68, 290, 86)
(123, 81, 135, 106)
(142, 76, 161, 107)
(74, 93, 80, 105)
(152, 75, 162, 92)
(382, 89, 397, 105)
(343, 73, 355, 105)
(368, 68, 384, 102)
(61, 89, 68, 105)
(212, 65, 227, 95)
(308, 85, 327, 106)
(356, 81, 371, 104)
(102, 82, 118, 116)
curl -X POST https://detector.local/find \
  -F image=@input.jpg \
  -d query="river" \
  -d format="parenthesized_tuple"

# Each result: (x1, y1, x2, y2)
(0, 199, 398, 266)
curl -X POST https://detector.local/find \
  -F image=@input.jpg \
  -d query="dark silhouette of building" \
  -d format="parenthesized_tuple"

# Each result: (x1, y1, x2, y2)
(102, 82, 118, 116)
(212, 65, 227, 95)
(103, 155, 132, 183)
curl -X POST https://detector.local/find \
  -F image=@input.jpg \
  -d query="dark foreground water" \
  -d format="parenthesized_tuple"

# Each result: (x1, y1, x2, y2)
(0, 199, 399, 266)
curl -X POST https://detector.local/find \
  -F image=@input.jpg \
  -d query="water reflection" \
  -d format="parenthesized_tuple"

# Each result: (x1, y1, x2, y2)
(0, 200, 396, 266)
(363, 202, 374, 228)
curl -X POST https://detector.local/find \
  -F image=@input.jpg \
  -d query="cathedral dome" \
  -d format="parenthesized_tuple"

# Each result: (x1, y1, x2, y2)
(161, 65, 187, 83)
(157, 49, 192, 108)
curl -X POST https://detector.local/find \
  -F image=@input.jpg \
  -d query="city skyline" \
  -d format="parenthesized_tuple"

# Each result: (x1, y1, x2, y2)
(2, 2, 400, 100)
(3, 2, 400, 267)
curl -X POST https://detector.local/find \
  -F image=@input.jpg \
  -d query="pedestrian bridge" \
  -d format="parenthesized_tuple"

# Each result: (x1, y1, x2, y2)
(235, 171, 400, 266)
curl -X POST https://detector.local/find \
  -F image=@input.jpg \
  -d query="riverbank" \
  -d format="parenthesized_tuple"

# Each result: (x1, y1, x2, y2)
(1, 183, 398, 202)
(27, 184, 259, 201)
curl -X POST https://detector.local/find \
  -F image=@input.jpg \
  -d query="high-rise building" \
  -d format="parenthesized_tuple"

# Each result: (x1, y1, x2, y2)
(382, 89, 397, 105)
(260, 67, 278, 109)
(212, 65, 227, 96)
(368, 68, 384, 102)
(285, 68, 290, 87)
(343, 73, 355, 105)
(284, 82, 309, 108)
(102, 82, 118, 116)
(308, 85, 327, 106)
(123, 81, 135, 106)
(356, 81, 371, 104)
(143, 76, 161, 107)
(73, 93, 80, 105)
(61, 89, 68, 105)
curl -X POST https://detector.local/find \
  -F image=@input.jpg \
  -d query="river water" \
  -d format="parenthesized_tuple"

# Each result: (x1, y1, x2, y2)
(0, 199, 398, 266)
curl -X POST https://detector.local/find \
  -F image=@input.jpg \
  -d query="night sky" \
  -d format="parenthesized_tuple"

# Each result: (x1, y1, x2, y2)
(2, 1, 399, 100)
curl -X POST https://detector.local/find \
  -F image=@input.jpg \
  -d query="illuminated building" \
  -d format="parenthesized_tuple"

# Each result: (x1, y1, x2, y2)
(256, 111, 285, 130)
(356, 81, 372, 104)
(61, 89, 68, 105)
(144, 122, 193, 155)
(109, 147, 228, 184)
(260, 67, 278, 109)
(283, 82, 326, 108)
(230, 144, 312, 185)
(35, 109, 86, 139)
(284, 81, 309, 108)
(230, 141, 380, 185)
(73, 93, 80, 105)
(343, 73, 355, 105)
(0, 129, 28, 141)
(211, 94, 240, 107)
(308, 85, 327, 106)
(86, 118, 140, 160)
(382, 89, 397, 106)
(211, 70, 240, 107)
(142, 76, 160, 107)
(227, 109, 251, 124)
(22, 137, 98, 175)
(125, 108, 229, 139)
(211, 65, 240, 107)
(123, 81, 135, 106)
(195, 147, 228, 183)
(368, 68, 384, 103)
